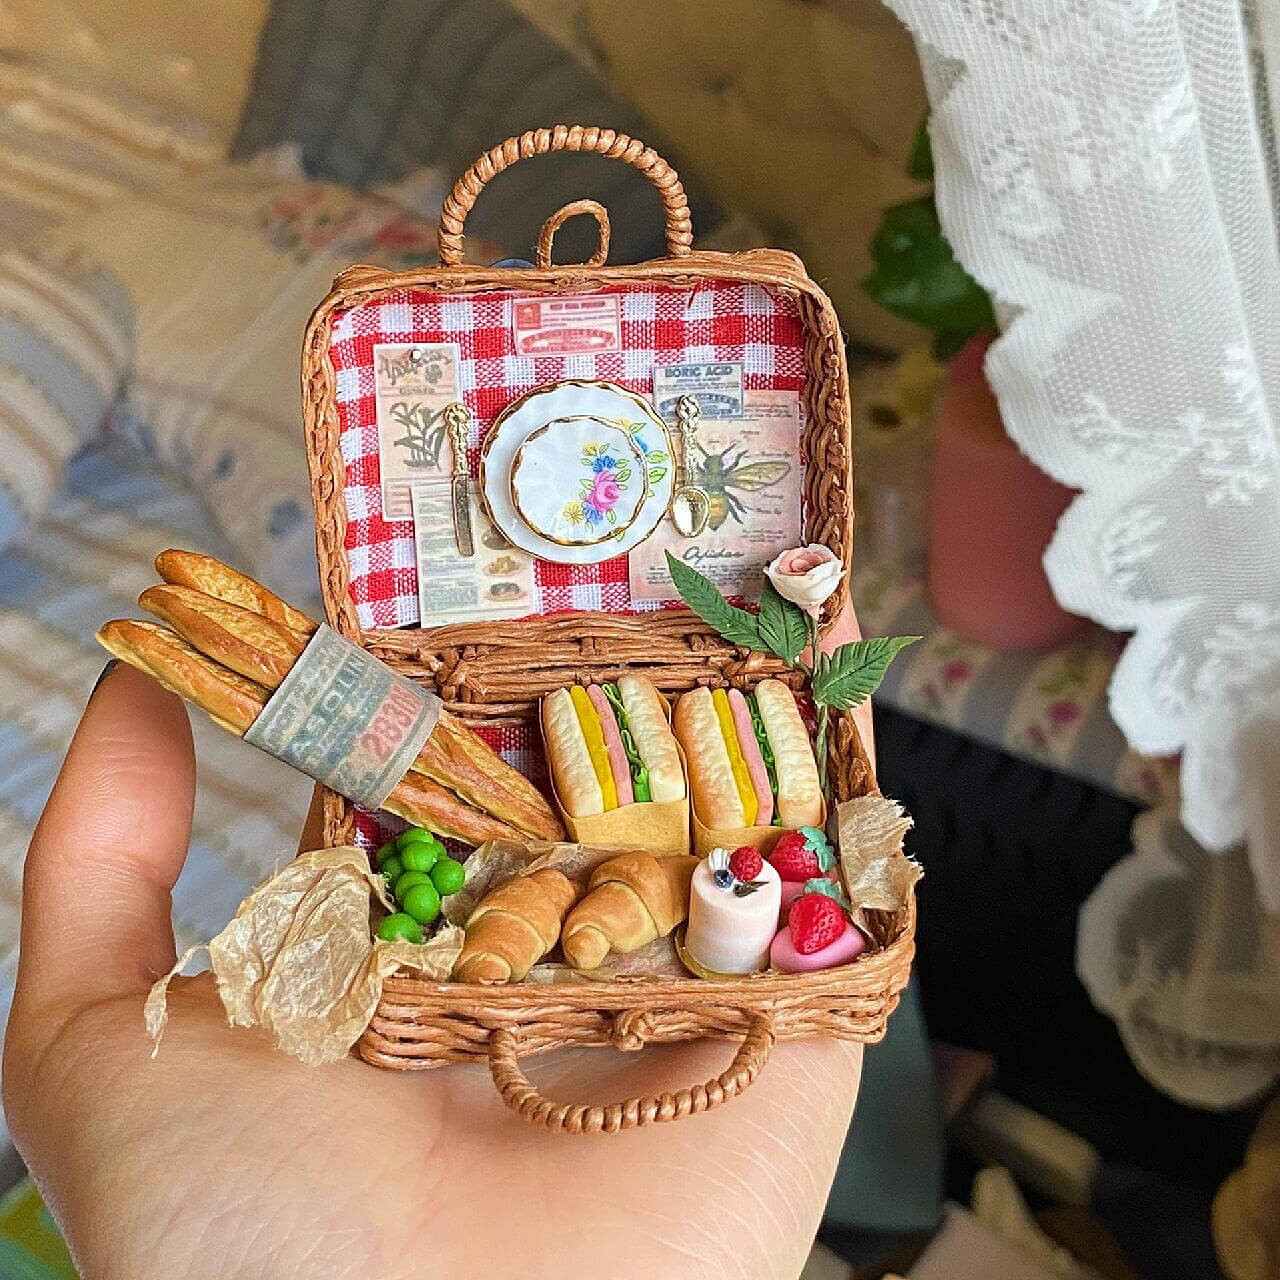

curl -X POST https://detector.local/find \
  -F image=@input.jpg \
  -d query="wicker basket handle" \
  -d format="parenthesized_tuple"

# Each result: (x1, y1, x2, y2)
(488, 1013, 775, 1132)
(536, 199, 610, 268)
(438, 124, 693, 267)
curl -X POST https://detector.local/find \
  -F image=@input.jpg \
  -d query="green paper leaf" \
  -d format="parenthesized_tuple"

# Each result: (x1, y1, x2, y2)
(756, 579, 809, 665)
(664, 551, 763, 650)
(811, 635, 921, 711)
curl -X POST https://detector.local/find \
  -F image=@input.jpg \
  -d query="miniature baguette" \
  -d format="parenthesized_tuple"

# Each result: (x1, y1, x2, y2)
(138, 582, 564, 843)
(96, 619, 524, 845)
(154, 549, 316, 636)
(561, 852, 697, 970)
(453, 867, 578, 984)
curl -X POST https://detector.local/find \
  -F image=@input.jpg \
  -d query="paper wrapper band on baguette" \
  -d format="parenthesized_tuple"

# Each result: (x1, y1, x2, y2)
(97, 620, 525, 844)
(541, 674, 690, 854)
(674, 679, 825, 857)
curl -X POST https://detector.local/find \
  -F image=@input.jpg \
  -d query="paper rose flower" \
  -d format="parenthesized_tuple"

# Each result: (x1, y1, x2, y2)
(765, 545, 843, 617)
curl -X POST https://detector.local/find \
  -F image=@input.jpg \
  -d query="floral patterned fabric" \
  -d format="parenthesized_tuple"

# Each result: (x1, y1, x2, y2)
(852, 556, 1177, 810)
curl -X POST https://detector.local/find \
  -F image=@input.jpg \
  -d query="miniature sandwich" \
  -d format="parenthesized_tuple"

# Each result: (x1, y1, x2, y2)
(542, 675, 685, 816)
(541, 674, 689, 852)
(674, 678, 823, 833)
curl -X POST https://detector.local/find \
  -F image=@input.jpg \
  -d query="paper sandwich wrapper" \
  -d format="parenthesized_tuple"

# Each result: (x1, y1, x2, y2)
(539, 691, 691, 855)
(690, 795, 828, 859)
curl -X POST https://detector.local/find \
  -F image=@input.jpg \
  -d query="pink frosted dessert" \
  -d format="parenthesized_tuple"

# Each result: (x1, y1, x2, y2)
(771, 918, 865, 973)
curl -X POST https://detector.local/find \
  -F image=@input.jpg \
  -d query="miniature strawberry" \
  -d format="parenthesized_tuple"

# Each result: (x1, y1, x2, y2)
(789, 891, 846, 955)
(728, 846, 763, 882)
(769, 830, 826, 882)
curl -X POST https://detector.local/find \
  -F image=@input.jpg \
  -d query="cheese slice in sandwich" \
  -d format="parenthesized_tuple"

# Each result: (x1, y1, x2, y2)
(711, 688, 758, 827)
(570, 685, 618, 811)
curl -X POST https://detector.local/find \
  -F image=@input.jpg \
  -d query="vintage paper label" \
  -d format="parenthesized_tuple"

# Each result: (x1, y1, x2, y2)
(374, 342, 460, 521)
(243, 624, 441, 810)
(412, 481, 535, 624)
(511, 295, 622, 355)
(629, 389, 803, 602)
(652, 361, 744, 420)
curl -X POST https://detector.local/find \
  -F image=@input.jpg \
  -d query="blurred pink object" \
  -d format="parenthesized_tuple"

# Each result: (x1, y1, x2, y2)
(927, 335, 1089, 652)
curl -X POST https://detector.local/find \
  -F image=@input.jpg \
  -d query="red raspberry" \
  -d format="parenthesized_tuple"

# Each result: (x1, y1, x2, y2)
(789, 892, 845, 955)
(768, 830, 821, 882)
(728, 846, 763, 881)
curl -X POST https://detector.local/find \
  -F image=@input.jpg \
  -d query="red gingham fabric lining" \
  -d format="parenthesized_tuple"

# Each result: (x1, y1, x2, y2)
(330, 280, 807, 629)
(329, 279, 808, 852)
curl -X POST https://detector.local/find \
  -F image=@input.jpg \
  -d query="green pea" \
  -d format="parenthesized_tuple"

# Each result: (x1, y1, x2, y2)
(376, 913, 422, 944)
(400, 843, 439, 873)
(393, 870, 432, 902)
(396, 827, 435, 851)
(430, 857, 465, 897)
(380, 854, 404, 884)
(375, 840, 398, 868)
(401, 881, 441, 926)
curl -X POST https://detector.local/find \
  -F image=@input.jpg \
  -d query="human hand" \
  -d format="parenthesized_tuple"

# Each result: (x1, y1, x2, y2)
(5, 664, 863, 1280)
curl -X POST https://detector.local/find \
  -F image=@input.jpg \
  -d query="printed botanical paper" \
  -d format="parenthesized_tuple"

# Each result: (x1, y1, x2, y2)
(374, 342, 460, 520)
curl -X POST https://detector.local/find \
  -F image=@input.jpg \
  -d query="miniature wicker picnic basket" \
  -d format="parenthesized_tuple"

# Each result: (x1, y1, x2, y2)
(301, 125, 916, 1132)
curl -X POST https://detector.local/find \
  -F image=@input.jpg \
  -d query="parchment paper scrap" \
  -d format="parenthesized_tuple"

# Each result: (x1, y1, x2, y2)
(836, 794, 922, 947)
(448, 839, 689, 983)
(145, 846, 463, 1066)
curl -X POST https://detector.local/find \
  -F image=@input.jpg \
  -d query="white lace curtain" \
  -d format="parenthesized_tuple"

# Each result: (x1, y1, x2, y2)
(883, 0, 1280, 1107)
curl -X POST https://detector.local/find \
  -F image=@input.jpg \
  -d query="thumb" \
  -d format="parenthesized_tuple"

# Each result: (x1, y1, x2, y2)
(11, 661, 196, 1031)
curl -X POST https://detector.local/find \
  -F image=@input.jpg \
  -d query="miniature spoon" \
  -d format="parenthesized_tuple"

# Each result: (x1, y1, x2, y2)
(671, 394, 710, 537)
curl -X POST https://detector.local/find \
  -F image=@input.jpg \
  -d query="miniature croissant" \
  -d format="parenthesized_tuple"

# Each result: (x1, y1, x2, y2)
(561, 852, 697, 970)
(453, 868, 578, 984)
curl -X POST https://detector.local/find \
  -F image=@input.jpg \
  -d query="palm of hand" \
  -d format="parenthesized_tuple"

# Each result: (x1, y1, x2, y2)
(5, 667, 861, 1280)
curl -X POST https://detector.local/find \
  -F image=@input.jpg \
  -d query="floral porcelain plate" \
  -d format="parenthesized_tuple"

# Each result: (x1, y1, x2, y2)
(480, 379, 674, 565)
(510, 416, 648, 546)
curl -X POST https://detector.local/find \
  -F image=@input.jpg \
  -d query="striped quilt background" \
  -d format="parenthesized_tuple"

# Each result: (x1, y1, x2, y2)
(0, 439, 317, 1146)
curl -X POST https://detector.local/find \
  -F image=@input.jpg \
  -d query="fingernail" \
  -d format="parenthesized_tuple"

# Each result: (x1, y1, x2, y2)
(89, 659, 119, 699)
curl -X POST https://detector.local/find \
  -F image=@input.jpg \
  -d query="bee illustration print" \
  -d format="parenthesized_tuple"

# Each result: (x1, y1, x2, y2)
(694, 442, 792, 530)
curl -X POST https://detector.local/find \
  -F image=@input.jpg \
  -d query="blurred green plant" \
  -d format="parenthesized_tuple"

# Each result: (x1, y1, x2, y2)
(862, 117, 996, 360)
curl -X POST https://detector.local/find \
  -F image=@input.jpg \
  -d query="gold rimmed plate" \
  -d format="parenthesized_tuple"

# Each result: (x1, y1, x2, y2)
(480, 379, 675, 565)
(510, 415, 648, 547)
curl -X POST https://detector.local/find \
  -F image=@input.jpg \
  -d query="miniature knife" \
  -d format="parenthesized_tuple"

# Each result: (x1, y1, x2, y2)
(444, 401, 475, 558)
